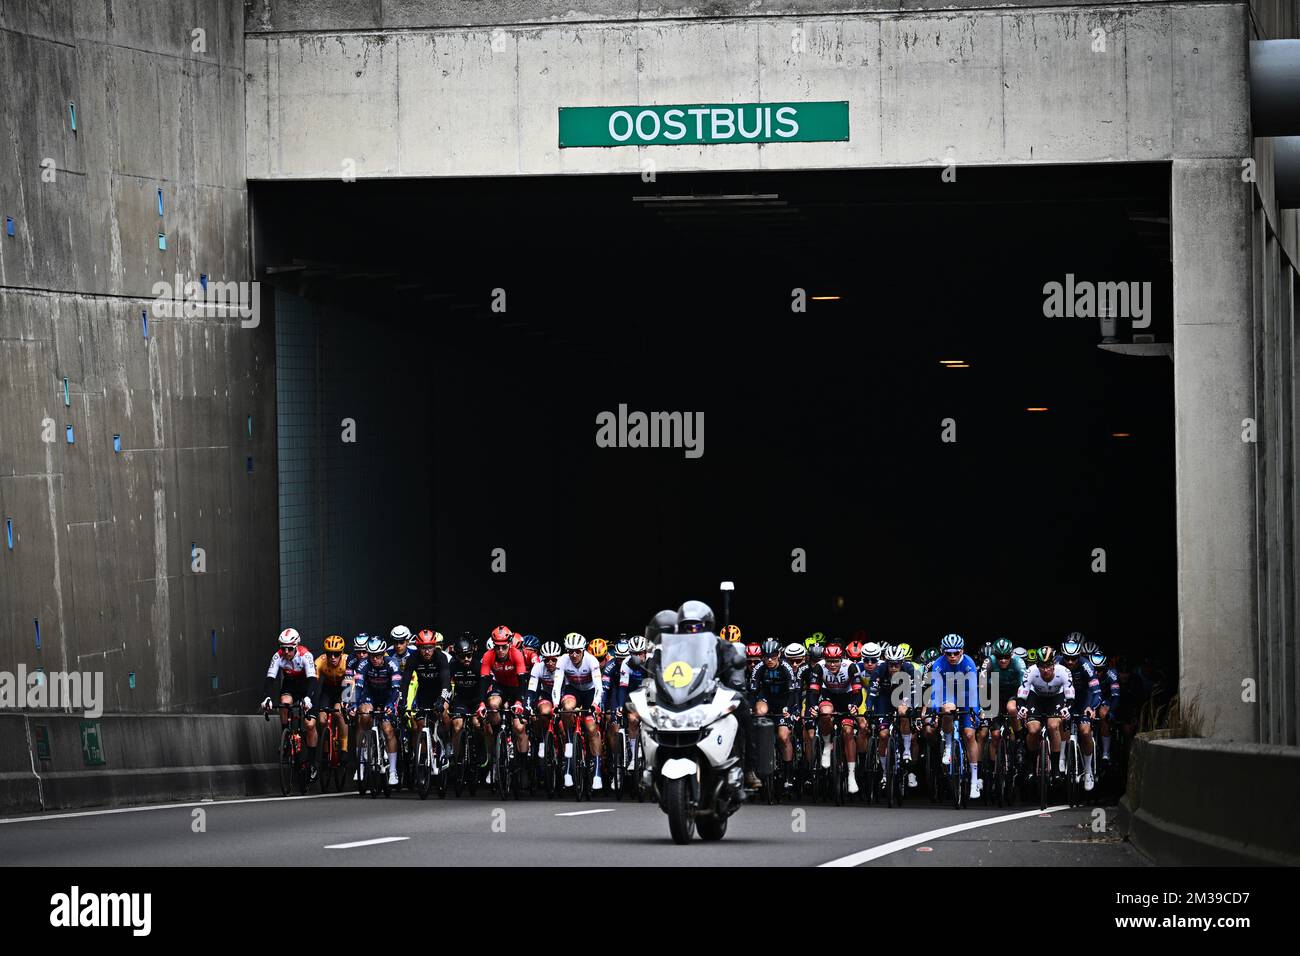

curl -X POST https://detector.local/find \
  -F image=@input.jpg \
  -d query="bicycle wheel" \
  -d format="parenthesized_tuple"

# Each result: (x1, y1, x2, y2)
(279, 730, 294, 797)
(1065, 741, 1080, 808)
(1037, 740, 1049, 811)
(885, 738, 897, 809)
(615, 728, 628, 800)
(831, 735, 844, 807)
(416, 732, 433, 800)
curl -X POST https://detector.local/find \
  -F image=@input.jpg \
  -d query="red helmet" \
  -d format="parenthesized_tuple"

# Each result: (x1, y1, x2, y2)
(845, 640, 863, 660)
(415, 629, 436, 647)
(745, 642, 763, 660)
(823, 644, 844, 660)
(491, 625, 512, 647)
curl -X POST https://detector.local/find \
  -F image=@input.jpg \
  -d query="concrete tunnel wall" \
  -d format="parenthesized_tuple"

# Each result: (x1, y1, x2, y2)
(0, 0, 1297, 747)
(0, 1, 277, 714)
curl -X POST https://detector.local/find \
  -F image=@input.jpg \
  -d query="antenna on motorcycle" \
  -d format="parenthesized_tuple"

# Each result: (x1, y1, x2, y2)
(720, 581, 734, 629)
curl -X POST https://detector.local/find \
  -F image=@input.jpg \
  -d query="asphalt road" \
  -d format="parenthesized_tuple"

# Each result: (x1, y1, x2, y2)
(1, 787, 1148, 866)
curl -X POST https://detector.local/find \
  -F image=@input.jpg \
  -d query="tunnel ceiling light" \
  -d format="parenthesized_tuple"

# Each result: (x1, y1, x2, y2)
(1026, 407, 1049, 412)
(811, 295, 841, 301)
(939, 359, 965, 365)
(944, 362, 970, 368)
(1112, 432, 1132, 438)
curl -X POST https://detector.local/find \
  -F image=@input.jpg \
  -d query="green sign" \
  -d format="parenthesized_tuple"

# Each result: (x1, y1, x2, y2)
(558, 101, 849, 148)
(80, 721, 104, 767)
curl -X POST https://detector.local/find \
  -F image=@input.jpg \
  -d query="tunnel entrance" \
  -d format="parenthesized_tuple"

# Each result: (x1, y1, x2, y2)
(255, 164, 1175, 668)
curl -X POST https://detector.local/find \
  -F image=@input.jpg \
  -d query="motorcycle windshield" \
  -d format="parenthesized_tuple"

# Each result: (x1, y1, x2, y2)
(655, 634, 718, 708)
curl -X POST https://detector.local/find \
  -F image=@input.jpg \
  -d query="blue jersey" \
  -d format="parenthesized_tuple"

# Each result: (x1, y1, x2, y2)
(1066, 659, 1102, 710)
(928, 653, 980, 711)
(600, 657, 622, 701)
(1096, 666, 1120, 708)
(871, 661, 919, 711)
(355, 658, 403, 710)
(608, 658, 648, 712)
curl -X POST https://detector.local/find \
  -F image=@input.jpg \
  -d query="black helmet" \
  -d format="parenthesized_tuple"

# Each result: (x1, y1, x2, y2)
(453, 636, 475, 656)
(809, 644, 825, 664)
(645, 609, 677, 644)
(761, 638, 782, 657)
(676, 600, 716, 634)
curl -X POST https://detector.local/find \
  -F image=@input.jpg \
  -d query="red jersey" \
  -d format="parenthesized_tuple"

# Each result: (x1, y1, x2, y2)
(480, 647, 527, 689)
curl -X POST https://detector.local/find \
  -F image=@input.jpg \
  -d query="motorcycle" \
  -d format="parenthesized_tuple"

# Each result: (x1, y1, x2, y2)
(627, 632, 744, 844)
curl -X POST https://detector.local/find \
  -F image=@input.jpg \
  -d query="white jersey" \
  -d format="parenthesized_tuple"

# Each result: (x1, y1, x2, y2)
(266, 646, 316, 681)
(553, 652, 603, 708)
(528, 660, 559, 697)
(1018, 665, 1075, 700)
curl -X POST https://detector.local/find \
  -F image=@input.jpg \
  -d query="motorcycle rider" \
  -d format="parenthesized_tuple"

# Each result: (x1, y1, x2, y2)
(673, 600, 759, 791)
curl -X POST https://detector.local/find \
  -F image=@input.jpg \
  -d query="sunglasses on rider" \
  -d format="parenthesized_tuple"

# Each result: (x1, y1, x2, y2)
(944, 650, 962, 657)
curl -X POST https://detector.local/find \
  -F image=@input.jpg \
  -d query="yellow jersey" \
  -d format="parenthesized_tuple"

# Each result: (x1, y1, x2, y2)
(315, 653, 349, 687)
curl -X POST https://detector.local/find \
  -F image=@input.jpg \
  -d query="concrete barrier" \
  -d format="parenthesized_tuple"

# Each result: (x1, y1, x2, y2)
(0, 712, 282, 815)
(1118, 734, 1300, 866)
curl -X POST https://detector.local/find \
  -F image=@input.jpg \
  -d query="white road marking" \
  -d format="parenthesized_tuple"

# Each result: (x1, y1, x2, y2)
(325, 836, 410, 849)
(0, 790, 352, 825)
(555, 808, 617, 817)
(819, 805, 1070, 866)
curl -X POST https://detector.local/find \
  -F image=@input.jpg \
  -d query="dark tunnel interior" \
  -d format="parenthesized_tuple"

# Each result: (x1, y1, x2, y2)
(253, 163, 1176, 669)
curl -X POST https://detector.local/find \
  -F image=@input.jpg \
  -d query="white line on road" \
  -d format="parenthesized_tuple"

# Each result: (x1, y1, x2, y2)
(555, 808, 617, 817)
(325, 837, 410, 849)
(819, 805, 1071, 867)
(0, 790, 352, 825)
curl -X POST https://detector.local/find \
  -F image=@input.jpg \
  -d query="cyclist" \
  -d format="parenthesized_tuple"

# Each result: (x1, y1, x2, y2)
(1059, 636, 1101, 791)
(877, 644, 921, 787)
(523, 640, 563, 773)
(261, 628, 321, 775)
(855, 642, 887, 754)
(601, 639, 630, 756)
(980, 638, 1026, 780)
(750, 638, 799, 788)
(347, 633, 370, 671)
(554, 632, 605, 791)
(402, 630, 451, 776)
(480, 625, 529, 784)
(1017, 645, 1075, 779)
(645, 609, 677, 646)
(389, 625, 414, 669)
(928, 633, 983, 799)
(350, 636, 403, 786)
(519, 634, 542, 670)
(1088, 646, 1120, 765)
(446, 636, 488, 777)
(608, 635, 651, 775)
(315, 634, 352, 760)
(805, 643, 862, 795)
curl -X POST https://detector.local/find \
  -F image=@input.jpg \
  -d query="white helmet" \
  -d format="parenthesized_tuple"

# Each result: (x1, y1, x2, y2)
(862, 641, 883, 660)
(563, 632, 586, 651)
(278, 628, 300, 648)
(784, 643, 806, 660)
(627, 635, 650, 654)
(366, 636, 388, 655)
(883, 644, 906, 662)
(390, 624, 412, 643)
(540, 641, 563, 657)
